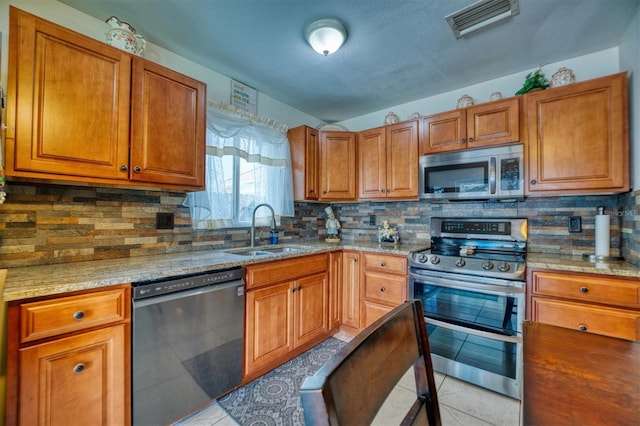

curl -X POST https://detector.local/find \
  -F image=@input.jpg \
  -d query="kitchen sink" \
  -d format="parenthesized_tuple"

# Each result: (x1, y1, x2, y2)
(226, 246, 305, 257)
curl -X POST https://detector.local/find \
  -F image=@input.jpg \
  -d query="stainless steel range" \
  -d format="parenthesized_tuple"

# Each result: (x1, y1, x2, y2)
(409, 217, 527, 400)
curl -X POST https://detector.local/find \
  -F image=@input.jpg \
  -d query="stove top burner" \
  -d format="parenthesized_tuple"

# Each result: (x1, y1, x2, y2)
(409, 217, 528, 281)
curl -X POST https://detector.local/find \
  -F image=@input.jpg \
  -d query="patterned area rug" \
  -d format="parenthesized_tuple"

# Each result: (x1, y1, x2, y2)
(218, 337, 346, 425)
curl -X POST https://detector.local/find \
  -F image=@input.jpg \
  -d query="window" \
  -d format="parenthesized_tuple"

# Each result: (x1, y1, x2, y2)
(185, 108, 294, 229)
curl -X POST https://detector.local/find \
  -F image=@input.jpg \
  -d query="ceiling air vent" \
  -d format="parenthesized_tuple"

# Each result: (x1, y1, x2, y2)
(446, 0, 519, 39)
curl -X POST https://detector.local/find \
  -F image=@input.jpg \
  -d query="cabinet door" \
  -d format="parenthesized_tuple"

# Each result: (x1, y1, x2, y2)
(293, 273, 329, 347)
(420, 109, 466, 154)
(341, 251, 361, 330)
(525, 72, 629, 195)
(245, 282, 292, 374)
(386, 120, 419, 198)
(130, 58, 206, 189)
(358, 127, 386, 199)
(328, 252, 343, 330)
(466, 97, 520, 148)
(7, 7, 131, 182)
(19, 324, 127, 426)
(319, 131, 357, 200)
(289, 125, 319, 200)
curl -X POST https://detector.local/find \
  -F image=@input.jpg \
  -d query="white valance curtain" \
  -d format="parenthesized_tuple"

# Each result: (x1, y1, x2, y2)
(184, 107, 295, 229)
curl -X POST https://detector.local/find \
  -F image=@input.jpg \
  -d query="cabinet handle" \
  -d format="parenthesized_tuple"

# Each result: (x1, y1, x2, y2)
(380, 287, 386, 292)
(73, 363, 86, 374)
(120, 165, 128, 172)
(580, 286, 589, 293)
(468, 137, 474, 143)
(578, 324, 587, 332)
(133, 166, 142, 173)
(73, 311, 85, 321)
(530, 179, 537, 185)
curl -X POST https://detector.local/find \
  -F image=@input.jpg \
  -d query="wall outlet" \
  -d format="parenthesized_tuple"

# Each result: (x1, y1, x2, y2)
(156, 212, 175, 229)
(568, 216, 582, 233)
(369, 215, 376, 226)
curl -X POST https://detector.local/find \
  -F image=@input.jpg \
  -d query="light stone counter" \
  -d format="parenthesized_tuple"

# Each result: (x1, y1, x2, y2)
(527, 252, 640, 278)
(2, 240, 428, 302)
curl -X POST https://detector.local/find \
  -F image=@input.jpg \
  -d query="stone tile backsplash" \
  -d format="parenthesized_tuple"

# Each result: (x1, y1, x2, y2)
(0, 182, 638, 268)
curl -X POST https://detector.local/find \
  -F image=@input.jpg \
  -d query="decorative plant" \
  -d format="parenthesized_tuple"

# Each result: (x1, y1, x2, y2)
(515, 67, 550, 95)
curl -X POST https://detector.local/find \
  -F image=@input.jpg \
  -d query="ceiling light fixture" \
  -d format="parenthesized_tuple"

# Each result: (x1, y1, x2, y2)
(305, 18, 347, 56)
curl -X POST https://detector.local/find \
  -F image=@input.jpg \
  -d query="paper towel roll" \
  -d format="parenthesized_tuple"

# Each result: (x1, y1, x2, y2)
(595, 213, 610, 257)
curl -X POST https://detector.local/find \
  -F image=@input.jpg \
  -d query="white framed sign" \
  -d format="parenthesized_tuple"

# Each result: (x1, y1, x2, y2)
(231, 80, 257, 114)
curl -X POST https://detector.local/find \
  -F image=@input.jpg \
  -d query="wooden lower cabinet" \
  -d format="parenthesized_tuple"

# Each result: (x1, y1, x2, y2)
(341, 251, 361, 330)
(19, 325, 127, 426)
(244, 255, 329, 381)
(361, 252, 407, 328)
(328, 252, 343, 330)
(6, 284, 131, 426)
(527, 268, 640, 341)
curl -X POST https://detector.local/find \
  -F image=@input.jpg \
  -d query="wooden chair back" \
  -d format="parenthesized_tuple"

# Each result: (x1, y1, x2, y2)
(300, 300, 441, 425)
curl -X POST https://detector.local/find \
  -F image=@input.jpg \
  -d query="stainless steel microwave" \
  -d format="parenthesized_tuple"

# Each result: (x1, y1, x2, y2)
(419, 144, 524, 202)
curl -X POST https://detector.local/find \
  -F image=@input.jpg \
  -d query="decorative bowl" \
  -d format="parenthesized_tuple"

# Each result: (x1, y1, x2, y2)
(550, 67, 576, 87)
(456, 94, 474, 109)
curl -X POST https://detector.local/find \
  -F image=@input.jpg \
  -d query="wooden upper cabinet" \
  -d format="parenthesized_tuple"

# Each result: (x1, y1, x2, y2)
(6, 7, 131, 182)
(319, 131, 357, 200)
(359, 120, 418, 200)
(6, 7, 206, 191)
(525, 72, 629, 195)
(130, 59, 205, 188)
(420, 97, 520, 154)
(466, 97, 520, 148)
(288, 125, 319, 200)
(420, 109, 466, 154)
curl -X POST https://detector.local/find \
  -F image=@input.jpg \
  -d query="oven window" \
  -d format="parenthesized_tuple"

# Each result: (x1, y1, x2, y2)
(424, 161, 488, 194)
(426, 323, 518, 380)
(414, 283, 518, 336)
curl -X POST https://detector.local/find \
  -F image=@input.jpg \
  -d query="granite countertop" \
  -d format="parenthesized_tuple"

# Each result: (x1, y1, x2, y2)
(1, 240, 428, 302)
(527, 252, 640, 278)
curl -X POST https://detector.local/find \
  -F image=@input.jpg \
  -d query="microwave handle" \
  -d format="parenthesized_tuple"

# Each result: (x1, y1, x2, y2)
(489, 157, 497, 194)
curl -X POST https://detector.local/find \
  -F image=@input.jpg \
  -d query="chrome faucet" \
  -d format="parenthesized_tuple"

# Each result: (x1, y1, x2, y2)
(251, 203, 277, 248)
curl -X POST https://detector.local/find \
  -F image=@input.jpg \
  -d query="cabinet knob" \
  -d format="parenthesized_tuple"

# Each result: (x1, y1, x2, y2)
(73, 363, 86, 374)
(380, 189, 385, 193)
(580, 286, 589, 293)
(291, 287, 296, 293)
(578, 324, 588, 332)
(380, 262, 386, 267)
(380, 287, 386, 292)
(460, 139, 465, 144)
(308, 189, 313, 193)
(73, 311, 85, 321)
(530, 179, 537, 185)
(134, 166, 142, 173)
(120, 165, 128, 172)
(468, 137, 474, 143)
(353, 258, 358, 263)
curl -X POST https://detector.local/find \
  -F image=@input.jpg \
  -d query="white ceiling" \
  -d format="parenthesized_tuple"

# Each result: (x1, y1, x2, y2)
(58, 0, 639, 123)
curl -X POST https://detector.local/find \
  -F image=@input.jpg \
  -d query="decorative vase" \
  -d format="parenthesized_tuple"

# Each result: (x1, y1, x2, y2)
(384, 112, 400, 125)
(456, 94, 473, 109)
(106, 16, 146, 55)
(490, 92, 503, 101)
(550, 67, 576, 87)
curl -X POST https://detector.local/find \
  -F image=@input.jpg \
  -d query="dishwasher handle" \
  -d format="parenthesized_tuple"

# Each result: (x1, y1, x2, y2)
(132, 279, 244, 308)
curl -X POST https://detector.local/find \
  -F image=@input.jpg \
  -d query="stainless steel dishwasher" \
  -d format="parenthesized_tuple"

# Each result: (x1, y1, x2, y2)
(131, 267, 244, 426)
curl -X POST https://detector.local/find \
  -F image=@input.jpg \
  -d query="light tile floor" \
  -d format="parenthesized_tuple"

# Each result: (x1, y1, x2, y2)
(175, 331, 522, 426)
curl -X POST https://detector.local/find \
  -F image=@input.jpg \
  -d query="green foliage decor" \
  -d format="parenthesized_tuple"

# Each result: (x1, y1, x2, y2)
(515, 68, 550, 95)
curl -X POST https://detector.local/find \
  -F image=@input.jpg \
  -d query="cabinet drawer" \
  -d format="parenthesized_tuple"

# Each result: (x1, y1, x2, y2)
(246, 253, 328, 289)
(362, 253, 407, 274)
(531, 271, 640, 309)
(362, 300, 394, 328)
(531, 297, 640, 341)
(363, 271, 406, 306)
(20, 288, 129, 343)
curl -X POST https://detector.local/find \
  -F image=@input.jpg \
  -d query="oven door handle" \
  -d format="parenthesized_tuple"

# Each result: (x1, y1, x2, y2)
(425, 317, 522, 344)
(409, 272, 524, 296)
